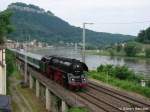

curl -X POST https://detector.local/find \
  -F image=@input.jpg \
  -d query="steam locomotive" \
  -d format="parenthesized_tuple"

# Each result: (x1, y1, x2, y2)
(14, 49, 88, 90)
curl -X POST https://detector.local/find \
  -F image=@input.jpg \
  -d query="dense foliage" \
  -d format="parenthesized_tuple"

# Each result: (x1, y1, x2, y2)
(108, 49, 115, 56)
(148, 80, 150, 87)
(0, 10, 13, 44)
(7, 2, 134, 47)
(97, 64, 141, 82)
(124, 42, 141, 57)
(137, 27, 150, 43)
(145, 48, 150, 58)
(116, 44, 122, 52)
(6, 49, 16, 75)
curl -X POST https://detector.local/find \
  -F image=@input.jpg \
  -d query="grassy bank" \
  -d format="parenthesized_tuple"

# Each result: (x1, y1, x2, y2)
(88, 66, 150, 98)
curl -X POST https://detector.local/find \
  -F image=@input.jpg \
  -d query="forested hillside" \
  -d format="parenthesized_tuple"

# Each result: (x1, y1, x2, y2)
(7, 2, 134, 47)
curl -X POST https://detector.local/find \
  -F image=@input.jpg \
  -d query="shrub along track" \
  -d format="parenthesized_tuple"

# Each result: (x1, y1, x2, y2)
(76, 81, 150, 112)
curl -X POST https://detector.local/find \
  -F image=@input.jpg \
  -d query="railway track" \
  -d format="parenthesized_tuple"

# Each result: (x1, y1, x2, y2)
(77, 92, 124, 112)
(89, 82, 150, 107)
(76, 81, 150, 112)
(86, 82, 150, 112)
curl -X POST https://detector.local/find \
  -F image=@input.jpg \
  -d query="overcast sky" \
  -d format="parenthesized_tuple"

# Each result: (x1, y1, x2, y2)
(1, 0, 150, 36)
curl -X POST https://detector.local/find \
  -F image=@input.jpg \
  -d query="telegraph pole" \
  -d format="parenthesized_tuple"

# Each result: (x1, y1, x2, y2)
(82, 23, 86, 63)
(82, 22, 94, 63)
(24, 36, 30, 83)
(24, 38, 28, 84)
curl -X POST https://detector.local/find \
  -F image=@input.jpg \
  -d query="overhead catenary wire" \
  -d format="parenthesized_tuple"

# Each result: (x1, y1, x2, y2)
(96, 21, 150, 24)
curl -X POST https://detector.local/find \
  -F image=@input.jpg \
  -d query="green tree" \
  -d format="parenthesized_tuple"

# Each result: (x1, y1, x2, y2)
(137, 30, 145, 42)
(0, 10, 13, 44)
(124, 42, 141, 57)
(137, 27, 150, 43)
(108, 49, 115, 56)
(116, 44, 122, 52)
(145, 48, 150, 58)
(147, 80, 150, 87)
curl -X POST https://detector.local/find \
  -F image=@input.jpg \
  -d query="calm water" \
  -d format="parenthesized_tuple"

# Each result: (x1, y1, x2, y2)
(31, 48, 150, 78)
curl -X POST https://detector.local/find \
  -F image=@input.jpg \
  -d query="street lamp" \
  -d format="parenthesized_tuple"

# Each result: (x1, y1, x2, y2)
(82, 22, 94, 63)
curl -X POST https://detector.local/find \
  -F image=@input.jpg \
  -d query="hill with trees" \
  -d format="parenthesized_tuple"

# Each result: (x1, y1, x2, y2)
(7, 2, 134, 47)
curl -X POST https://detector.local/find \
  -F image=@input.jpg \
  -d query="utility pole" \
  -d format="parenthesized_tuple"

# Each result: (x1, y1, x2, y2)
(24, 35, 30, 84)
(24, 38, 28, 84)
(82, 22, 94, 63)
(82, 23, 85, 63)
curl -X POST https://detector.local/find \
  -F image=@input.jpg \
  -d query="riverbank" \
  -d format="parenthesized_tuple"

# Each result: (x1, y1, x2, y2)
(85, 50, 150, 59)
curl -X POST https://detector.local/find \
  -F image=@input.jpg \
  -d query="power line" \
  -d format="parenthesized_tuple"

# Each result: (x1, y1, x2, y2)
(97, 21, 150, 24)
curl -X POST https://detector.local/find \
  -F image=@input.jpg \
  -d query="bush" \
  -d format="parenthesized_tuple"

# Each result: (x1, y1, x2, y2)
(108, 49, 115, 56)
(124, 42, 141, 57)
(114, 66, 134, 80)
(147, 80, 150, 87)
(97, 64, 114, 76)
(97, 64, 113, 72)
(116, 44, 122, 52)
(145, 48, 150, 58)
(97, 64, 141, 81)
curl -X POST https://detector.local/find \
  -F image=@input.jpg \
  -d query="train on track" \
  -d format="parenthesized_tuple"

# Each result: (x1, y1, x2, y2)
(13, 49, 88, 90)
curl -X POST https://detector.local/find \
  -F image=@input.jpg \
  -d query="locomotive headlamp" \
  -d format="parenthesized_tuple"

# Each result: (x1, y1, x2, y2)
(82, 78, 86, 81)
(71, 78, 75, 81)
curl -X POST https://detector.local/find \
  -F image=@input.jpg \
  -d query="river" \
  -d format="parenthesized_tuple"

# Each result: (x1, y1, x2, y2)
(31, 47, 150, 78)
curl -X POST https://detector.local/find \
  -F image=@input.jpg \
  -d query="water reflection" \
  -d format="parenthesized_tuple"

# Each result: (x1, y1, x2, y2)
(85, 55, 150, 77)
